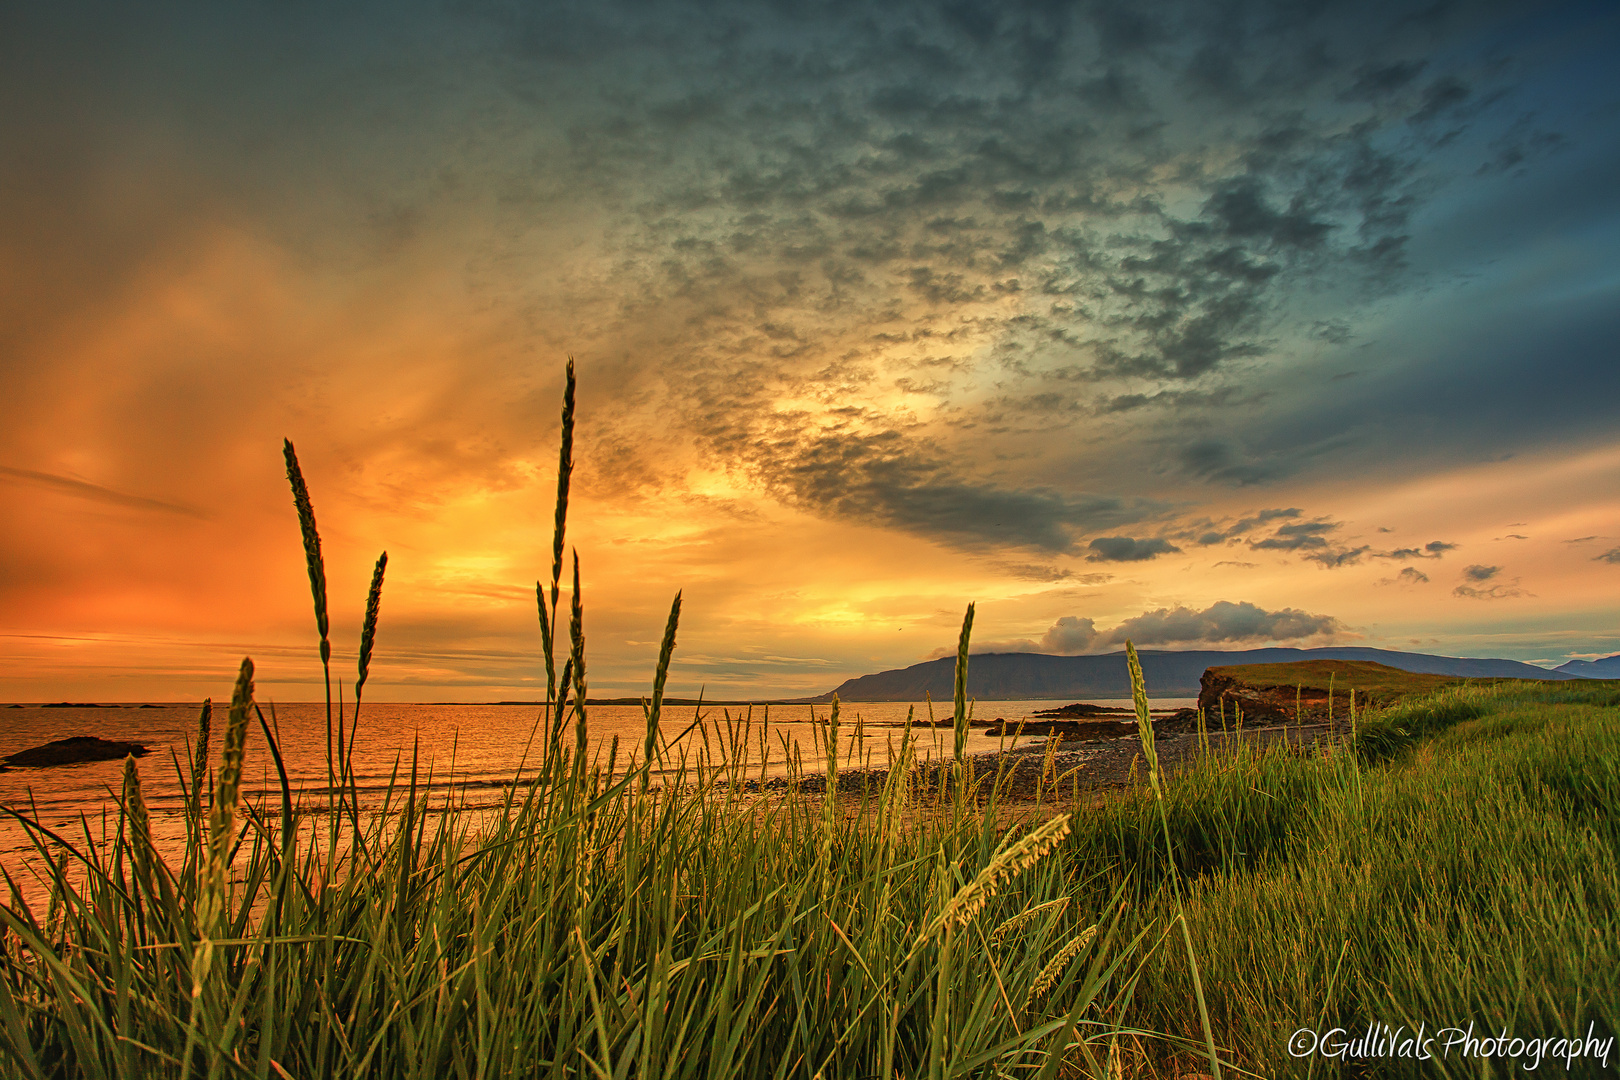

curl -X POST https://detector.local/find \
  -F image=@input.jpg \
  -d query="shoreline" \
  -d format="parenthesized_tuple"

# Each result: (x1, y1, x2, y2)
(725, 715, 1342, 806)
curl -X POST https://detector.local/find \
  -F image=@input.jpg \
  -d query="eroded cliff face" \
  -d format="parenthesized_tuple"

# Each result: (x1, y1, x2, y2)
(1197, 671, 1312, 724)
(1196, 669, 1386, 726)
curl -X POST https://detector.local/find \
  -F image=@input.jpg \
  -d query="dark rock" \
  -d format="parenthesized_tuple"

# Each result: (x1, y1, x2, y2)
(41, 702, 117, 708)
(1031, 702, 1133, 718)
(1198, 671, 1298, 724)
(3, 736, 151, 768)
(985, 717, 1138, 739)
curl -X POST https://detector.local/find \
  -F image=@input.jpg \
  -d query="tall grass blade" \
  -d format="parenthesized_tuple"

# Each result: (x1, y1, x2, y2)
(184, 657, 254, 1079)
(1125, 641, 1222, 1080)
(569, 551, 588, 770)
(283, 439, 335, 802)
(642, 592, 682, 792)
(190, 697, 212, 819)
(356, 551, 387, 702)
(543, 359, 577, 718)
(953, 602, 975, 775)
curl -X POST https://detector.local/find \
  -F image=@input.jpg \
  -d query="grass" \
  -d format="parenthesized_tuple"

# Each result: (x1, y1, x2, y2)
(1070, 680, 1620, 1077)
(0, 368, 1162, 1079)
(1206, 659, 1463, 706)
(2, 365, 1615, 1077)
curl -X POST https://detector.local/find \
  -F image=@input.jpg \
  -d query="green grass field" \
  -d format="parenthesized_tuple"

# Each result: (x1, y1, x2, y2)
(1078, 678, 1620, 1077)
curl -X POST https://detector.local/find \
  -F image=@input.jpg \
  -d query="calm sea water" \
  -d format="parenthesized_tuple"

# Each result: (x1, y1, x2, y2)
(0, 696, 1194, 905)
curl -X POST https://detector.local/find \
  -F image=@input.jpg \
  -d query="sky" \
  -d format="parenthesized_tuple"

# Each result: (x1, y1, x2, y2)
(2, 0, 1618, 702)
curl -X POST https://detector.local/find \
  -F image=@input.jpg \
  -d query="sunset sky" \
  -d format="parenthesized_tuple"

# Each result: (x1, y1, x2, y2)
(2, 0, 1618, 702)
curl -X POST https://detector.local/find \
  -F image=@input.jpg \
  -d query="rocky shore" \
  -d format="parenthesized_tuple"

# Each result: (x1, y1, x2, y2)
(2, 736, 151, 770)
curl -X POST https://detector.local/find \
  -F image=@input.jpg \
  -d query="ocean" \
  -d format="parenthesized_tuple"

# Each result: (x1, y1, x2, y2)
(0, 695, 1196, 909)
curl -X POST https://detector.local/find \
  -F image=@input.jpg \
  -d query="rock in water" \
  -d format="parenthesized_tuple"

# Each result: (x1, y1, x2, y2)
(3, 736, 151, 768)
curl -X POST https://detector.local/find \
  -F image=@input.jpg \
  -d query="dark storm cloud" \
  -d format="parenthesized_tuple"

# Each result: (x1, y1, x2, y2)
(1085, 536, 1180, 562)
(1341, 60, 1427, 102)
(711, 414, 1160, 553)
(3, 0, 1607, 556)
(469, 0, 1578, 532)
(1187, 139, 1620, 484)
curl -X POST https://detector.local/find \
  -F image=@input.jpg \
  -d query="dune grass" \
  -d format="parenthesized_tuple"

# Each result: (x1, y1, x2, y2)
(3, 364, 1614, 1077)
(1071, 680, 1620, 1077)
(0, 368, 1167, 1079)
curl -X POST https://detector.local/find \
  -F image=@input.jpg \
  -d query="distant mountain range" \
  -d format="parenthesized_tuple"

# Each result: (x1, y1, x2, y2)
(814, 647, 1581, 702)
(1553, 655, 1620, 678)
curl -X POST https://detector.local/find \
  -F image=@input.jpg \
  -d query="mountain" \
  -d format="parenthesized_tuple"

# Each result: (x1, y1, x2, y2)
(1554, 655, 1620, 678)
(815, 647, 1574, 702)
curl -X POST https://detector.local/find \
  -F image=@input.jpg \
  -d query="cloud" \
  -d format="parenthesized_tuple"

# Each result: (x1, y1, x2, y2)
(1375, 540, 1456, 560)
(966, 614, 1102, 656)
(0, 466, 210, 519)
(964, 598, 1343, 656)
(1176, 440, 1279, 486)
(1251, 519, 1339, 551)
(1304, 545, 1371, 568)
(1232, 515, 1403, 570)
(1039, 616, 1100, 654)
(1595, 549, 1620, 565)
(1085, 536, 1181, 562)
(1186, 507, 1301, 545)
(990, 562, 1111, 583)
(1104, 600, 1343, 646)
(1378, 567, 1430, 586)
(717, 419, 1160, 553)
(1453, 582, 1529, 600)
(0, 0, 1603, 699)
(1452, 564, 1529, 599)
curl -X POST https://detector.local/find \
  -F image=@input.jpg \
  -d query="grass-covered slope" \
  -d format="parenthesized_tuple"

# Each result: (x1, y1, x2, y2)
(1204, 658, 1463, 700)
(1086, 679, 1620, 1077)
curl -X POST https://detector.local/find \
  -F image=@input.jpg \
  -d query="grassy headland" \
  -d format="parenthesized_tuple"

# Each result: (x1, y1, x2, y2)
(1203, 658, 1462, 702)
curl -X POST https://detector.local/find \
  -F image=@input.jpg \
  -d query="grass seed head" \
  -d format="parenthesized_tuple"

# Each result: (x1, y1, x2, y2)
(282, 439, 329, 659)
(991, 895, 1069, 943)
(1031, 924, 1098, 999)
(209, 658, 255, 876)
(1126, 641, 1162, 792)
(358, 551, 387, 695)
(925, 814, 1071, 939)
(191, 697, 212, 810)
